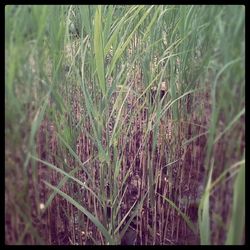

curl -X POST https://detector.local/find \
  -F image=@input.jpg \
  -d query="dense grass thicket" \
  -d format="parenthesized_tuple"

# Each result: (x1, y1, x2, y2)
(5, 5, 245, 245)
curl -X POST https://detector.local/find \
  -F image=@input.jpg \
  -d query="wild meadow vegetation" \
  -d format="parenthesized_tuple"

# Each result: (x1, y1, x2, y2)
(5, 5, 245, 245)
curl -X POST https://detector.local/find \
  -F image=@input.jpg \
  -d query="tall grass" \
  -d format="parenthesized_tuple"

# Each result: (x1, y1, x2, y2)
(5, 5, 245, 245)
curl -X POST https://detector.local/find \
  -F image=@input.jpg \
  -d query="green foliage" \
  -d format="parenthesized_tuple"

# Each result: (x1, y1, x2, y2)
(5, 5, 244, 245)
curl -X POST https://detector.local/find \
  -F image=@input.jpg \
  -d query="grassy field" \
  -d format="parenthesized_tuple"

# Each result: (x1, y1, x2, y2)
(5, 5, 245, 245)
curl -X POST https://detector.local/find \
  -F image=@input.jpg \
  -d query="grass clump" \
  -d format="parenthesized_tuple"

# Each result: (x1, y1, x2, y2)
(5, 5, 245, 245)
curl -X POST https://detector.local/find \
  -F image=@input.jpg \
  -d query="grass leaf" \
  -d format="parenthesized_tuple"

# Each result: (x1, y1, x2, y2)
(44, 181, 115, 245)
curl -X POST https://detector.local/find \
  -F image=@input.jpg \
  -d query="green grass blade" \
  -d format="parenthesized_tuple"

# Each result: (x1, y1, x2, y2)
(225, 162, 245, 245)
(43, 167, 79, 210)
(116, 191, 148, 241)
(44, 181, 114, 245)
(30, 155, 102, 206)
(215, 107, 245, 143)
(94, 5, 106, 96)
(198, 162, 213, 245)
(79, 5, 91, 36)
(157, 192, 197, 234)
(57, 133, 94, 182)
(104, 6, 142, 57)
(109, 6, 153, 75)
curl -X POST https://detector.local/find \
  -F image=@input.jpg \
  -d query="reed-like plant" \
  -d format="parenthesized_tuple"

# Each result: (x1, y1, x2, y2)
(5, 5, 245, 245)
